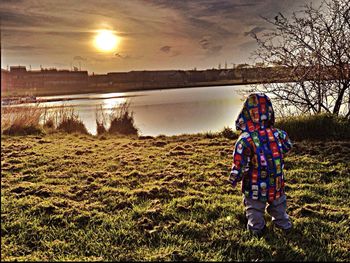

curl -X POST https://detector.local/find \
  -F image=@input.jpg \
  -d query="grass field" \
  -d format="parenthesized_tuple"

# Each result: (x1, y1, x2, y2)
(1, 132, 350, 261)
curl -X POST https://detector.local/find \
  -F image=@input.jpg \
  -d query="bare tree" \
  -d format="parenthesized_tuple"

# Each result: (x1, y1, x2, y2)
(251, 0, 350, 117)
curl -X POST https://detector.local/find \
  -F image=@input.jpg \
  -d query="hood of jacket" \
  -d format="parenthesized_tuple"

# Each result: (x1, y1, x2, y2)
(235, 93, 275, 132)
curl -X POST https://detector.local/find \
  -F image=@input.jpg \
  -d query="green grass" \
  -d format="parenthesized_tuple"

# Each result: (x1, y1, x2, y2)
(276, 113, 350, 141)
(1, 132, 350, 261)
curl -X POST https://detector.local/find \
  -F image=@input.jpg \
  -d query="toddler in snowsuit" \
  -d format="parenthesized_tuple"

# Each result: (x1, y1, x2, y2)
(229, 93, 293, 236)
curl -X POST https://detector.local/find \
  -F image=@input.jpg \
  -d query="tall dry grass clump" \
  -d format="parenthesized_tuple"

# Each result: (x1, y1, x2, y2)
(95, 105, 108, 135)
(55, 107, 89, 134)
(1, 105, 44, 135)
(221, 126, 239, 140)
(275, 113, 350, 140)
(106, 102, 138, 136)
(41, 106, 57, 131)
(1, 104, 89, 135)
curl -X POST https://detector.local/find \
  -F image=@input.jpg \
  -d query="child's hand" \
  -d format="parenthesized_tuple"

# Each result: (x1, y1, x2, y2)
(229, 171, 238, 188)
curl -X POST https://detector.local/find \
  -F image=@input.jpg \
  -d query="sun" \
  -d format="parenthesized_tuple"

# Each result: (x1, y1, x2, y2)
(94, 30, 119, 52)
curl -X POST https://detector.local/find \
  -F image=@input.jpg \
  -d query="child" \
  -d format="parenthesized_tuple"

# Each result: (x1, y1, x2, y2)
(229, 93, 293, 237)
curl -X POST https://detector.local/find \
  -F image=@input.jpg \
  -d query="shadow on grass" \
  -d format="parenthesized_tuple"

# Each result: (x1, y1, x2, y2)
(261, 220, 339, 261)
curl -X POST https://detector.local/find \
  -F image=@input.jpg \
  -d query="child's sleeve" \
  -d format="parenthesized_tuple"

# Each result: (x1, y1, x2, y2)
(228, 137, 249, 186)
(278, 129, 293, 155)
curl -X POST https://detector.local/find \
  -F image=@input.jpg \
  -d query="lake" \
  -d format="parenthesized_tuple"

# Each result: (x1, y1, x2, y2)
(24, 85, 253, 136)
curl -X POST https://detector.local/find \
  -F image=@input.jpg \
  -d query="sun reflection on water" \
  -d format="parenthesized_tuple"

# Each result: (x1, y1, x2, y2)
(101, 97, 127, 111)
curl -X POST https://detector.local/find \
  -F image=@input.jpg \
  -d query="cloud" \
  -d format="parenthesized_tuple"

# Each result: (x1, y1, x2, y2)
(199, 36, 223, 56)
(160, 45, 171, 53)
(1, 0, 323, 72)
(1, 0, 25, 2)
(237, 39, 259, 61)
(187, 17, 233, 37)
(244, 26, 267, 36)
(147, 0, 257, 17)
(159, 45, 181, 57)
(208, 45, 223, 55)
(170, 51, 181, 57)
(114, 53, 131, 59)
(73, 56, 87, 61)
(203, 1, 257, 14)
(0, 10, 61, 27)
(45, 30, 91, 37)
(199, 38, 210, 50)
(4, 45, 41, 51)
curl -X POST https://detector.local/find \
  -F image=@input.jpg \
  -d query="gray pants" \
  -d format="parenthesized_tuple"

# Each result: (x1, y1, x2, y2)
(243, 194, 292, 231)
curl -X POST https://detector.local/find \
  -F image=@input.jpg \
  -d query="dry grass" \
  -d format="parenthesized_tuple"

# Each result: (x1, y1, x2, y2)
(95, 105, 108, 135)
(1, 102, 139, 136)
(108, 102, 138, 136)
(1, 105, 89, 135)
(220, 126, 239, 140)
(2, 104, 348, 143)
(1, 106, 44, 135)
(95, 102, 138, 136)
(55, 107, 88, 134)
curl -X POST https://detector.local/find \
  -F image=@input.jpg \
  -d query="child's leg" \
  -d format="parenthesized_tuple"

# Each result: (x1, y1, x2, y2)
(243, 196, 266, 232)
(266, 194, 292, 230)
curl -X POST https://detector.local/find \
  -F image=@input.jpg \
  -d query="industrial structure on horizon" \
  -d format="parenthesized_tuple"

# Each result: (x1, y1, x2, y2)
(1, 64, 348, 97)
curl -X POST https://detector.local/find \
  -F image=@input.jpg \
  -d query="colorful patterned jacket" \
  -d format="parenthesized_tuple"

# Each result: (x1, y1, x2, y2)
(229, 93, 292, 203)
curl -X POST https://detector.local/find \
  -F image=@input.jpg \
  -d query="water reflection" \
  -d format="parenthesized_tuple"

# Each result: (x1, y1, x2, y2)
(10, 85, 250, 136)
(102, 97, 127, 110)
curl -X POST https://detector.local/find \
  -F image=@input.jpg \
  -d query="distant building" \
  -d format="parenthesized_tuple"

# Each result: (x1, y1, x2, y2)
(1, 69, 10, 92)
(236, 63, 251, 69)
(3, 64, 344, 97)
(2, 66, 88, 94)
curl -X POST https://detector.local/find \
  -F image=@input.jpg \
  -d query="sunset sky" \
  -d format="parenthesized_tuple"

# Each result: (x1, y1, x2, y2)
(1, 0, 321, 74)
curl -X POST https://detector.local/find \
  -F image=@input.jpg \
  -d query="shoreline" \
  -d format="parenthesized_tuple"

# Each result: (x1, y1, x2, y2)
(1, 79, 287, 99)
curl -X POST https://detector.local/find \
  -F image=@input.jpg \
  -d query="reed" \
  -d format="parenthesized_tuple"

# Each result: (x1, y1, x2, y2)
(55, 107, 89, 134)
(107, 102, 138, 136)
(1, 105, 44, 135)
(95, 105, 108, 135)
